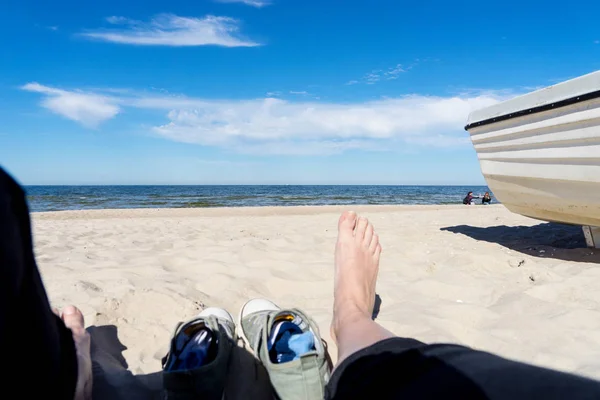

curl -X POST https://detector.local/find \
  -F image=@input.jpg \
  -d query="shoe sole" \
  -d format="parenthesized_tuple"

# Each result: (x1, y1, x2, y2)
(237, 299, 252, 349)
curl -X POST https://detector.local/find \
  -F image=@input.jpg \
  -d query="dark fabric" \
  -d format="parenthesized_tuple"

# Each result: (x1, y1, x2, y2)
(162, 323, 234, 400)
(0, 167, 77, 399)
(326, 337, 600, 399)
(463, 195, 473, 205)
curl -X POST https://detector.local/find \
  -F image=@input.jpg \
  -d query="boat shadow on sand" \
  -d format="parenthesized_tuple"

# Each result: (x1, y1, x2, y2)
(441, 223, 600, 263)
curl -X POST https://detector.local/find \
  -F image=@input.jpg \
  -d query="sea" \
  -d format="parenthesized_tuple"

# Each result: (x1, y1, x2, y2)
(24, 185, 493, 212)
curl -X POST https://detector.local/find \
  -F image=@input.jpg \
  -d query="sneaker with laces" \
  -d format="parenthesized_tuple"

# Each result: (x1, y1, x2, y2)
(239, 299, 330, 400)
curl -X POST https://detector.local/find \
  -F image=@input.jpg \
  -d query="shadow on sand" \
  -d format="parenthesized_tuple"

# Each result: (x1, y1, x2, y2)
(441, 222, 600, 263)
(372, 294, 382, 320)
(88, 324, 276, 400)
(88, 317, 339, 400)
(89, 325, 162, 400)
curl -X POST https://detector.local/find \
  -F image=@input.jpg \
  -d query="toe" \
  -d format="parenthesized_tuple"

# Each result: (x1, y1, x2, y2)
(61, 305, 85, 333)
(374, 243, 382, 260)
(338, 211, 357, 237)
(355, 217, 368, 241)
(363, 223, 374, 246)
(369, 233, 380, 253)
(63, 306, 93, 400)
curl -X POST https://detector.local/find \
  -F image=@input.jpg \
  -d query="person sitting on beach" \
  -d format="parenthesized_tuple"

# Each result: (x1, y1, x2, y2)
(482, 192, 492, 205)
(5, 167, 600, 400)
(462, 191, 480, 205)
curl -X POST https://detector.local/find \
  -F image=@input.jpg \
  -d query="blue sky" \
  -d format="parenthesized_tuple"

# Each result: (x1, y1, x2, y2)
(1, 0, 599, 185)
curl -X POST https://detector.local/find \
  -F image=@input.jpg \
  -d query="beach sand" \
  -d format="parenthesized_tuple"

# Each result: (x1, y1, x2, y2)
(32, 205, 600, 399)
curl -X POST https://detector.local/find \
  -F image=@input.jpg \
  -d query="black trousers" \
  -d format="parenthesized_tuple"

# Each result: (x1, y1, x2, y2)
(3, 167, 600, 400)
(0, 168, 77, 398)
(325, 338, 600, 399)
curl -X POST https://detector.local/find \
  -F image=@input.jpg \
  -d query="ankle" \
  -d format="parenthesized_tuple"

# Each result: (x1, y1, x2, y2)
(332, 302, 370, 338)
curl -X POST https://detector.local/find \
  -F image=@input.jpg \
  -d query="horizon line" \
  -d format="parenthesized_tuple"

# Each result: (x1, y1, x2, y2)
(23, 183, 489, 187)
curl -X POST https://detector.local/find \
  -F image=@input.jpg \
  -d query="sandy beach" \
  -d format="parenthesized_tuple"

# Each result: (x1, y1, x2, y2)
(32, 204, 600, 399)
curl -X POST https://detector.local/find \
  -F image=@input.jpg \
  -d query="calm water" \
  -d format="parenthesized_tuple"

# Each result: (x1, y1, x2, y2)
(25, 185, 493, 212)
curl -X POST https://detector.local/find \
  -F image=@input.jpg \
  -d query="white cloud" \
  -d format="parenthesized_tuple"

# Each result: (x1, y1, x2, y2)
(147, 95, 504, 152)
(215, 0, 271, 7)
(81, 14, 260, 47)
(22, 82, 508, 154)
(21, 83, 119, 128)
(289, 90, 308, 95)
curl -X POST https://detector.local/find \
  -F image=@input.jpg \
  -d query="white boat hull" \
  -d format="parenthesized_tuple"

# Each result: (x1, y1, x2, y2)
(465, 71, 600, 242)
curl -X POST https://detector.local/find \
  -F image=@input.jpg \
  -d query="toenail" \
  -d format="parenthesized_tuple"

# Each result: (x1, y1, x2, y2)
(344, 211, 356, 219)
(63, 306, 77, 315)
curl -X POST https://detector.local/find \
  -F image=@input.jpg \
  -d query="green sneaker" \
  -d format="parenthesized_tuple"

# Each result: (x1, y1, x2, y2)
(162, 307, 236, 400)
(239, 299, 330, 400)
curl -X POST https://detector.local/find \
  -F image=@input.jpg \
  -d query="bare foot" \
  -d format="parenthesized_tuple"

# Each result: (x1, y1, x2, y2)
(331, 212, 382, 342)
(61, 306, 93, 400)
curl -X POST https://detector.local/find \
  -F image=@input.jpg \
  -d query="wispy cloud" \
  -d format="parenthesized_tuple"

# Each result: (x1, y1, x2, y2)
(347, 61, 420, 85)
(22, 82, 509, 154)
(80, 14, 260, 47)
(289, 90, 309, 95)
(21, 83, 119, 128)
(214, 0, 271, 7)
(348, 64, 405, 85)
(384, 64, 406, 80)
(364, 71, 383, 84)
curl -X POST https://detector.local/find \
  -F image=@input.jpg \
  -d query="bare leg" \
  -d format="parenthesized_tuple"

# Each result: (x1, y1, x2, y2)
(327, 212, 600, 400)
(331, 211, 394, 365)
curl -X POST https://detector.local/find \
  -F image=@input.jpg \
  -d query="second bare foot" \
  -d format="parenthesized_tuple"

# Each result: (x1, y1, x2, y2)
(61, 306, 93, 400)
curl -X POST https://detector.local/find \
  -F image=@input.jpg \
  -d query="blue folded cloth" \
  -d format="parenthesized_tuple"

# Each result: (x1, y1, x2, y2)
(271, 324, 315, 363)
(288, 331, 315, 359)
